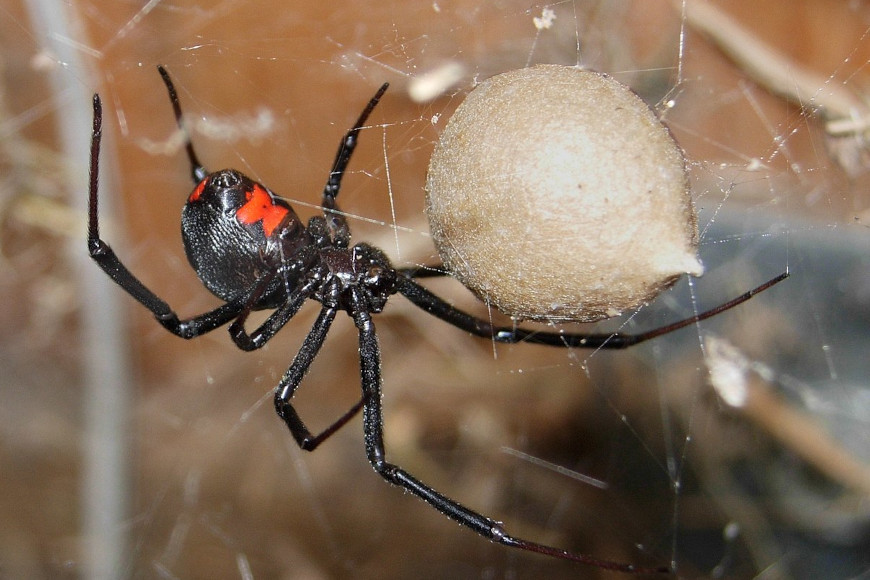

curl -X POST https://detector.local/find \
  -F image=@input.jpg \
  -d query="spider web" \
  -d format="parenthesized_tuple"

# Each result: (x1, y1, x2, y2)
(1, 1, 869, 578)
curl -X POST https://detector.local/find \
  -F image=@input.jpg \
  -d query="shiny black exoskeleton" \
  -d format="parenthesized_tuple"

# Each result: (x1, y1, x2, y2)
(86, 65, 785, 574)
(180, 166, 395, 316)
(181, 169, 306, 308)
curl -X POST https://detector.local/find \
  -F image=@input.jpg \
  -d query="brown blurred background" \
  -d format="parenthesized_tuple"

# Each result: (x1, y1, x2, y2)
(1, 1, 869, 578)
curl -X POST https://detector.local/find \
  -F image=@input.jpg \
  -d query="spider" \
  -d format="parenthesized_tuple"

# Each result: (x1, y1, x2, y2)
(87, 66, 786, 574)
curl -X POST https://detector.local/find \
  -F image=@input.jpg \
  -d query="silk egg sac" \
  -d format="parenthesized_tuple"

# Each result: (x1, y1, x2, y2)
(425, 64, 703, 322)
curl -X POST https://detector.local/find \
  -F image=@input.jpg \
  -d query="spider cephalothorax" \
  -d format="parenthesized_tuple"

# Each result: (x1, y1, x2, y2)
(87, 65, 785, 574)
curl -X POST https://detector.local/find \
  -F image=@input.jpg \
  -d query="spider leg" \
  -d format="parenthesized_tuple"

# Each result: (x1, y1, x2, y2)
(228, 276, 320, 351)
(88, 94, 245, 339)
(273, 305, 365, 450)
(320, 82, 389, 247)
(396, 263, 448, 278)
(350, 296, 668, 574)
(397, 272, 788, 348)
(157, 65, 208, 184)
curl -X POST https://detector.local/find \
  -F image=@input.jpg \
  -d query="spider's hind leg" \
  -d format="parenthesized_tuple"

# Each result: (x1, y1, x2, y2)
(88, 93, 246, 339)
(157, 65, 208, 183)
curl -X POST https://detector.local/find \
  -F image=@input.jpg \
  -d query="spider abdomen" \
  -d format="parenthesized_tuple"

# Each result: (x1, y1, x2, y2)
(181, 169, 307, 308)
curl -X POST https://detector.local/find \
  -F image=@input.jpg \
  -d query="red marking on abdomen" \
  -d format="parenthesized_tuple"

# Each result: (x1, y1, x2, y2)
(188, 179, 207, 202)
(236, 184, 289, 237)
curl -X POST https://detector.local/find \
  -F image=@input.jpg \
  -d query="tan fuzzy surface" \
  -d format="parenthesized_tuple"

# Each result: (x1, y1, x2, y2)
(426, 64, 702, 321)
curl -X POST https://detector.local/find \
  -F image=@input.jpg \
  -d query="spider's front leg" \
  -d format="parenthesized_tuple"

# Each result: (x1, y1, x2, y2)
(396, 273, 788, 349)
(349, 293, 668, 574)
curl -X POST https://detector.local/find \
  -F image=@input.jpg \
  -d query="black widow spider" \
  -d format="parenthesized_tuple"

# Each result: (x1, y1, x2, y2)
(87, 66, 786, 575)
